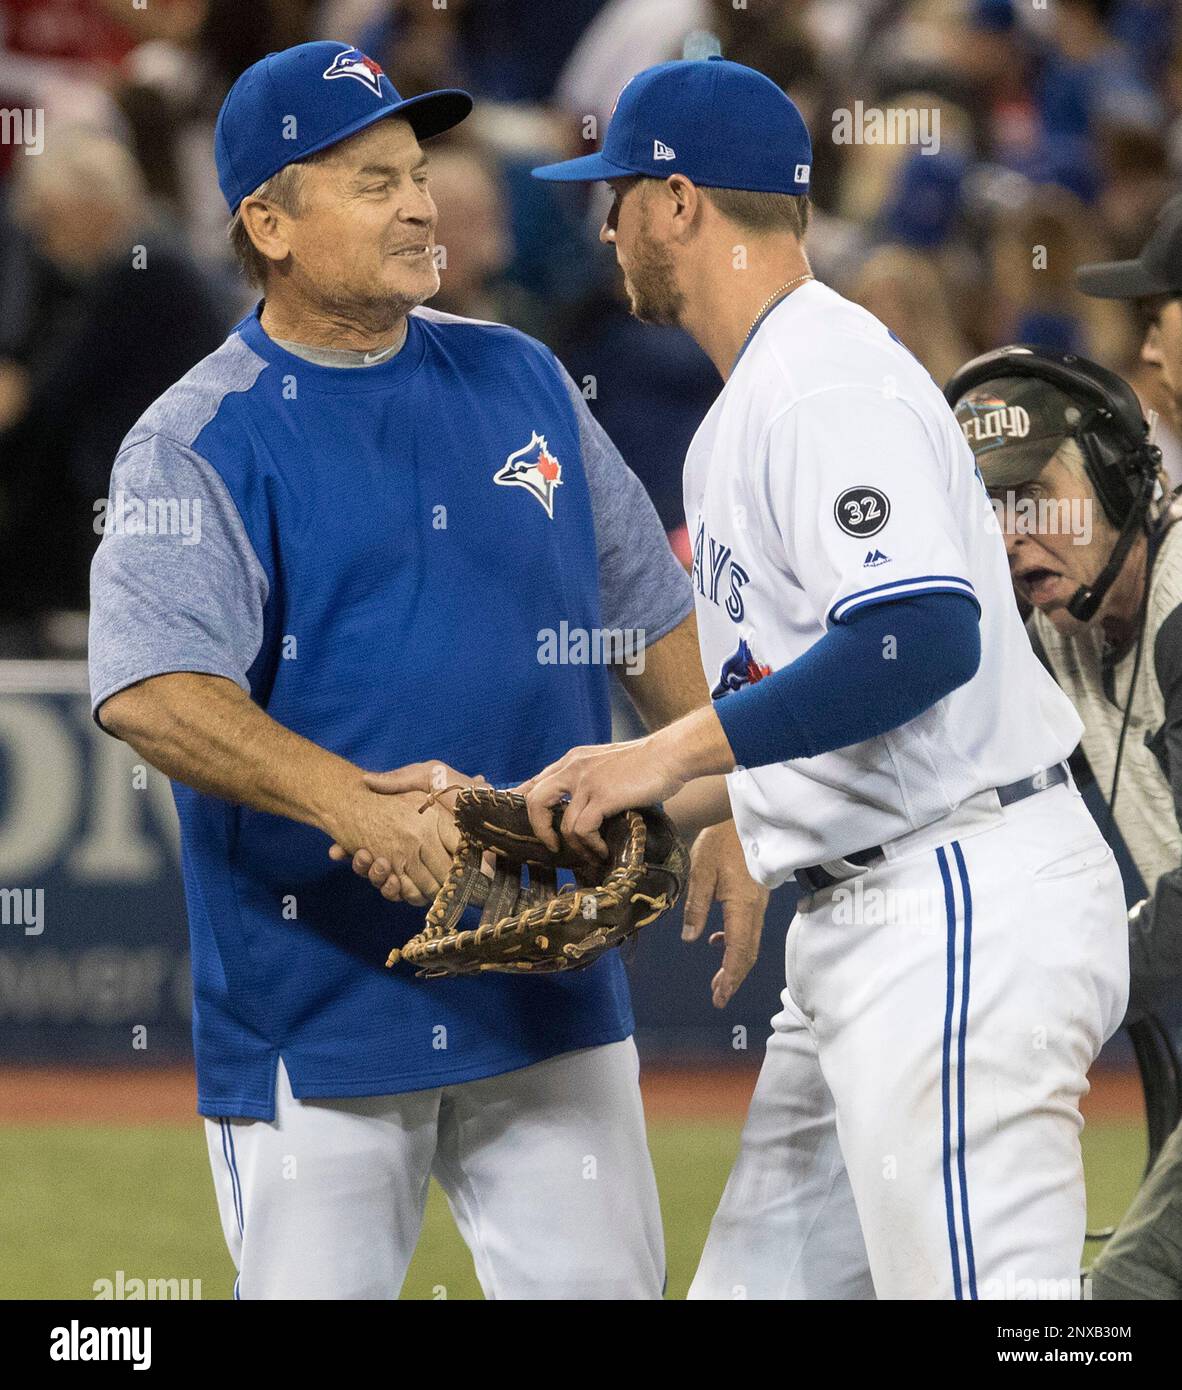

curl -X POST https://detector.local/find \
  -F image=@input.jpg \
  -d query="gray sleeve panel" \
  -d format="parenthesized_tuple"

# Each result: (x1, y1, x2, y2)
(127, 330, 268, 450)
(555, 362, 694, 643)
(88, 431, 270, 721)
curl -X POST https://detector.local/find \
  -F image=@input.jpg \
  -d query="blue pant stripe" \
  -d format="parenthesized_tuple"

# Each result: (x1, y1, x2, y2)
(220, 1119, 244, 1236)
(226, 1120, 244, 1237)
(935, 845, 963, 1300)
(952, 840, 978, 1300)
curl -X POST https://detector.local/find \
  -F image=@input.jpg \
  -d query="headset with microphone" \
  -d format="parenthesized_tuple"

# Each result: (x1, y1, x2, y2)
(944, 344, 1162, 622)
(946, 344, 1168, 832)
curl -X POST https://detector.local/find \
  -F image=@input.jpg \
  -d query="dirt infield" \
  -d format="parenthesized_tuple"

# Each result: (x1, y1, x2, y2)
(0, 1063, 1145, 1125)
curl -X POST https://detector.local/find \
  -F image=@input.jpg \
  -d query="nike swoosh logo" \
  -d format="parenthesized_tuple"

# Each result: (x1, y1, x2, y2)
(363, 346, 396, 365)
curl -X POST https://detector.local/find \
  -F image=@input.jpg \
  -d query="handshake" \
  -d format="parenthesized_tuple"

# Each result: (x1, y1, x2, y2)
(325, 754, 769, 1007)
(326, 760, 486, 906)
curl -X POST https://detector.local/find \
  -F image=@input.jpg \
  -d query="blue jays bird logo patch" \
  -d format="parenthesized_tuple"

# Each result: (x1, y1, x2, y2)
(323, 47, 386, 97)
(495, 432, 563, 519)
(711, 638, 772, 700)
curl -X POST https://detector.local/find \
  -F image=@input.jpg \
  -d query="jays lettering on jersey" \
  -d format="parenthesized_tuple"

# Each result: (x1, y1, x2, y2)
(684, 280, 1083, 886)
(88, 305, 686, 1120)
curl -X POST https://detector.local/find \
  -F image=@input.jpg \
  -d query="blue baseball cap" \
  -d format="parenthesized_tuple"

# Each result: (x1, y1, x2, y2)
(215, 41, 472, 213)
(532, 57, 811, 194)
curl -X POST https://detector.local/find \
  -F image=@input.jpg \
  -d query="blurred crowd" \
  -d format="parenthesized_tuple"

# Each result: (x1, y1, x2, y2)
(1, 0, 1181, 651)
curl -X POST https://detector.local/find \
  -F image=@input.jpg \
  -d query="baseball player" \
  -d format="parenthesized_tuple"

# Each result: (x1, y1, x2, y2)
(87, 42, 762, 1300)
(526, 57, 1131, 1299)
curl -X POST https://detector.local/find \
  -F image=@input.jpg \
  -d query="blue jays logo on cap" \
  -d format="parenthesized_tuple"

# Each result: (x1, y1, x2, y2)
(323, 46, 387, 98)
(495, 431, 563, 519)
(214, 41, 472, 214)
(711, 638, 772, 700)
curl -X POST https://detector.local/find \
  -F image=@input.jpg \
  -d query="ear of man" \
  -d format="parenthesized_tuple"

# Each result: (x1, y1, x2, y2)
(641, 174, 705, 244)
(229, 151, 333, 286)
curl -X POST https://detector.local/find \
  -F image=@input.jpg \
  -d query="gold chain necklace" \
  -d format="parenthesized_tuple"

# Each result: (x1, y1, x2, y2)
(744, 273, 814, 347)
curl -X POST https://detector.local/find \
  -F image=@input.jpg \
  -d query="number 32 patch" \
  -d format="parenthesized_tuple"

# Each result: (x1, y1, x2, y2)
(834, 486, 890, 538)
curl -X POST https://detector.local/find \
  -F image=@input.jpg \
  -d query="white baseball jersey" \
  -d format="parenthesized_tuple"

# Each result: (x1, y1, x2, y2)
(684, 279, 1083, 884)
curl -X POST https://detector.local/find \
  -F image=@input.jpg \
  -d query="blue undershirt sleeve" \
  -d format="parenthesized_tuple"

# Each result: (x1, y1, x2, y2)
(714, 591, 981, 771)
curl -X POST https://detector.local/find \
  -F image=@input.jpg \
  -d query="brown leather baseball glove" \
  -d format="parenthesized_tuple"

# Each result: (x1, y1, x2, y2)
(386, 786, 688, 977)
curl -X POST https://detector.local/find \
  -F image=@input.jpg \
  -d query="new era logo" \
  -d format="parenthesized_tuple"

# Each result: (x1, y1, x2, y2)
(653, 139, 676, 161)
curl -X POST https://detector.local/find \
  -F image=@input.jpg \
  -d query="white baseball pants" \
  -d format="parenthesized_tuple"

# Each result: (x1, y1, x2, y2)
(690, 780, 1130, 1300)
(206, 1038, 664, 1299)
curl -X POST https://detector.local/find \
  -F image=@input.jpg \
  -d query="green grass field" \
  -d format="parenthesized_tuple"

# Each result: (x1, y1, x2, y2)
(0, 1118, 1147, 1299)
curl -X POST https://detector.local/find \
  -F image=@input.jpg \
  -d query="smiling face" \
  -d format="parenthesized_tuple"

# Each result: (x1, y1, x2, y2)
(600, 176, 685, 326)
(252, 118, 439, 328)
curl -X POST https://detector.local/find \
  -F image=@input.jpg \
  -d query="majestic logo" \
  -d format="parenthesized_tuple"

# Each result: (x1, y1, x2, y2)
(323, 47, 386, 98)
(711, 638, 772, 700)
(834, 486, 890, 538)
(494, 432, 562, 518)
(863, 548, 891, 567)
(653, 139, 676, 160)
(794, 162, 810, 184)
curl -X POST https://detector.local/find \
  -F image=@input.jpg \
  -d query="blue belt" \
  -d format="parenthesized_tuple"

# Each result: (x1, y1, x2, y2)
(793, 762, 1070, 895)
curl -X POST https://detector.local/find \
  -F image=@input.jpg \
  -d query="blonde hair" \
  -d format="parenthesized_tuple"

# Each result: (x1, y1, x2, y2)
(1053, 436, 1169, 528)
(1051, 436, 1088, 477)
(702, 187, 810, 238)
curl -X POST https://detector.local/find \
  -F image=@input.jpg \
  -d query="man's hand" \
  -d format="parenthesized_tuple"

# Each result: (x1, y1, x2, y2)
(327, 761, 488, 903)
(516, 734, 687, 860)
(517, 705, 737, 859)
(681, 820, 769, 1008)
